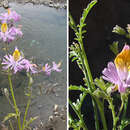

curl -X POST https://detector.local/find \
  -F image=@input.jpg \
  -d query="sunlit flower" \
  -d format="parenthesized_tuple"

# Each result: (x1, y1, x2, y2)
(52, 61, 62, 72)
(0, 9, 21, 23)
(2, 47, 25, 73)
(42, 63, 52, 76)
(102, 45, 130, 93)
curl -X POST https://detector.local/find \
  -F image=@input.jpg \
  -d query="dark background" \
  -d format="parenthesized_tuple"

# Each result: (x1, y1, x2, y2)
(69, 0, 130, 129)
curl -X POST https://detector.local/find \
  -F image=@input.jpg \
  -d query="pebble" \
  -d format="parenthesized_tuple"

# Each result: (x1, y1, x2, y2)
(49, 115, 54, 121)
(1, 0, 9, 8)
(38, 104, 42, 109)
(49, 3, 53, 7)
(53, 104, 58, 112)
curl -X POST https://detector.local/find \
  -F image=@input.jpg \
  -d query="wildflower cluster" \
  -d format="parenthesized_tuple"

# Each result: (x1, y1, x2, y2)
(0, 8, 62, 130)
(2, 47, 62, 75)
(0, 9, 22, 43)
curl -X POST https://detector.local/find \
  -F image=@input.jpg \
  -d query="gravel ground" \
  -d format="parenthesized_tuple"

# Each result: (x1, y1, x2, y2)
(0, 0, 67, 9)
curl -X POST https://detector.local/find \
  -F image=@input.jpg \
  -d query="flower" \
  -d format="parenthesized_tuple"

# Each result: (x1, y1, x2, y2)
(9, 26, 23, 37)
(0, 23, 23, 42)
(52, 61, 62, 72)
(42, 63, 52, 75)
(23, 59, 38, 74)
(2, 47, 38, 74)
(0, 9, 20, 23)
(2, 47, 25, 73)
(102, 45, 130, 93)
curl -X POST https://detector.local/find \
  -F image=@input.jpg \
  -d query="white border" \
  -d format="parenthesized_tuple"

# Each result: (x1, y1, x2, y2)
(67, 0, 69, 129)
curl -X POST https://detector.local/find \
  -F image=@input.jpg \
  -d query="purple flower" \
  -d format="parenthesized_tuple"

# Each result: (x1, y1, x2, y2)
(102, 45, 130, 93)
(0, 23, 23, 43)
(9, 26, 23, 37)
(2, 48, 25, 74)
(23, 59, 38, 74)
(0, 9, 20, 23)
(42, 63, 52, 76)
(2, 47, 38, 74)
(52, 61, 62, 72)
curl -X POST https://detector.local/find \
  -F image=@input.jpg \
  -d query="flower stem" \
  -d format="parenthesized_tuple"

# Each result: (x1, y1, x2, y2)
(69, 99, 88, 130)
(22, 73, 33, 130)
(9, 120, 14, 130)
(108, 98, 118, 130)
(8, 73, 22, 130)
(22, 98, 31, 130)
(122, 98, 128, 119)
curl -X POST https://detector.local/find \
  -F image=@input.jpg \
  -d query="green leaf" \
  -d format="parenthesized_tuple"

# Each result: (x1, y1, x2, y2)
(80, 0, 97, 25)
(93, 88, 107, 99)
(94, 77, 107, 91)
(112, 25, 126, 36)
(109, 41, 119, 55)
(3, 113, 17, 122)
(69, 13, 77, 32)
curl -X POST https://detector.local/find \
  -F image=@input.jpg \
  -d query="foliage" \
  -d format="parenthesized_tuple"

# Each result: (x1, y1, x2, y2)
(69, 1, 130, 130)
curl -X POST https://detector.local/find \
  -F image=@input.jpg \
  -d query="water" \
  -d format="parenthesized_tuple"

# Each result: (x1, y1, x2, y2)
(0, 3, 67, 126)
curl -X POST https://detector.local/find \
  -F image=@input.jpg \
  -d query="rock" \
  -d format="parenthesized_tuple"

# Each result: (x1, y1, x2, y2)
(25, 0, 31, 3)
(1, 0, 9, 8)
(53, 3, 60, 8)
(49, 3, 53, 7)
(0, 124, 8, 130)
(31, 0, 40, 4)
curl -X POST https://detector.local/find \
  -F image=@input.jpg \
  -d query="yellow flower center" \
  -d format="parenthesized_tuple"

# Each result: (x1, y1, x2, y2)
(1, 23, 8, 33)
(114, 46, 130, 70)
(42, 66, 45, 71)
(13, 48, 21, 61)
(8, 8, 11, 15)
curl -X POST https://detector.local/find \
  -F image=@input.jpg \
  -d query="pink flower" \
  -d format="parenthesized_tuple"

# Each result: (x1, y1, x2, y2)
(2, 50, 25, 74)
(102, 45, 130, 93)
(0, 9, 20, 23)
(23, 59, 38, 74)
(2, 47, 38, 74)
(0, 23, 23, 43)
(42, 63, 52, 76)
(9, 26, 23, 37)
(52, 61, 62, 72)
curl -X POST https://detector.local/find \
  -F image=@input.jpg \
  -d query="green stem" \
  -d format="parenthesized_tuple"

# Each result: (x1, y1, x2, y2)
(122, 98, 128, 119)
(22, 98, 31, 130)
(117, 101, 124, 118)
(92, 99, 100, 130)
(94, 98, 107, 130)
(108, 98, 118, 130)
(79, 33, 100, 130)
(22, 73, 33, 130)
(79, 33, 95, 91)
(69, 99, 88, 130)
(9, 120, 14, 130)
(8, 73, 22, 130)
